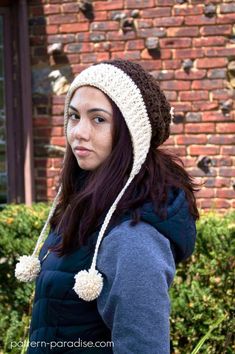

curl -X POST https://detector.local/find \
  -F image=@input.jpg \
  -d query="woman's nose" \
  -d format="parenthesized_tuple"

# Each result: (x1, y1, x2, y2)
(73, 118, 90, 140)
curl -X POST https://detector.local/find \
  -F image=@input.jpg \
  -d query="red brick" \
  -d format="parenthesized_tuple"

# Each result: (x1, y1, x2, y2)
(107, 31, 136, 41)
(173, 48, 204, 59)
(53, 158, 63, 169)
(189, 146, 219, 156)
(51, 116, 64, 126)
(44, 4, 60, 14)
(60, 23, 89, 33)
(189, 168, 216, 177)
(193, 36, 226, 47)
(52, 105, 64, 115)
(167, 27, 199, 37)
(221, 146, 235, 156)
(67, 54, 80, 64)
(46, 25, 58, 34)
(156, 0, 174, 5)
(61, 3, 79, 12)
(217, 14, 235, 24)
(164, 91, 177, 101)
(177, 135, 207, 145)
(212, 89, 234, 100)
(48, 34, 75, 44)
(76, 32, 90, 42)
(94, 42, 111, 52)
(213, 199, 231, 209)
(137, 28, 166, 38)
(208, 135, 235, 145)
(48, 14, 77, 25)
(200, 25, 232, 36)
(94, 0, 124, 11)
(220, 3, 235, 14)
(163, 60, 181, 70)
(160, 80, 190, 91)
(80, 53, 98, 63)
(92, 11, 107, 21)
(185, 123, 215, 134)
(151, 70, 174, 81)
(181, 157, 197, 167)
(170, 124, 184, 134)
(64, 42, 93, 53)
(219, 168, 235, 177)
(173, 5, 204, 16)
(204, 177, 230, 188)
(127, 39, 145, 50)
(111, 51, 140, 60)
(196, 58, 227, 69)
(179, 91, 209, 101)
(153, 16, 184, 27)
(192, 102, 219, 111)
(52, 96, 66, 105)
(185, 15, 216, 26)
(139, 60, 162, 71)
(207, 68, 227, 80)
(142, 7, 171, 18)
(195, 189, 215, 198)
(192, 79, 225, 90)
(175, 70, 206, 80)
(91, 21, 119, 31)
(216, 123, 235, 133)
(110, 41, 125, 51)
(137, 20, 153, 29)
(126, 0, 154, 9)
(171, 102, 191, 111)
(160, 38, 191, 48)
(202, 112, 231, 122)
(204, 47, 235, 57)
(96, 52, 110, 61)
(50, 137, 66, 146)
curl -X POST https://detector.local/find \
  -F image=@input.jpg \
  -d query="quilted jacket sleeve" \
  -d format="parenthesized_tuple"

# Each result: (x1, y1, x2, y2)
(96, 220, 176, 354)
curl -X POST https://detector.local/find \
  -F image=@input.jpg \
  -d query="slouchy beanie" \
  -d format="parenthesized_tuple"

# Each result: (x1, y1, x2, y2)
(15, 59, 174, 302)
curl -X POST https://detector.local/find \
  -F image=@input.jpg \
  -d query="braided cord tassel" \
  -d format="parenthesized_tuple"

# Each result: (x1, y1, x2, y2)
(73, 170, 138, 302)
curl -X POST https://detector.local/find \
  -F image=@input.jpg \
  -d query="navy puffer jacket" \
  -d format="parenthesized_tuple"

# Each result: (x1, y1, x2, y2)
(27, 188, 196, 353)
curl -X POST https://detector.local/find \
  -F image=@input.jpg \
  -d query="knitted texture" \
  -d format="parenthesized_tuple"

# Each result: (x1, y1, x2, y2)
(100, 60, 172, 148)
(64, 63, 152, 174)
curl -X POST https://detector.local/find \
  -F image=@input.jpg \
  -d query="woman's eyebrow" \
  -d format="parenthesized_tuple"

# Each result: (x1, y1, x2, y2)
(69, 104, 112, 116)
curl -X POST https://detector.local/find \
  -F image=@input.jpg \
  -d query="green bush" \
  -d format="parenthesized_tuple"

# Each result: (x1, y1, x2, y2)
(0, 204, 234, 353)
(0, 203, 49, 354)
(170, 211, 235, 354)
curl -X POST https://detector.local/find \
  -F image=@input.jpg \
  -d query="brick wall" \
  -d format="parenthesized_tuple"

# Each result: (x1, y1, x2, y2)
(28, 0, 235, 211)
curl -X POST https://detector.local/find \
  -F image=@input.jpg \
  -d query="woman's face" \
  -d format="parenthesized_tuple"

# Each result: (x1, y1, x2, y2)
(67, 86, 114, 171)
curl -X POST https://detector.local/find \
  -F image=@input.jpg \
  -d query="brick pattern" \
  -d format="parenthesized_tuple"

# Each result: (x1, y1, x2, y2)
(28, 0, 235, 211)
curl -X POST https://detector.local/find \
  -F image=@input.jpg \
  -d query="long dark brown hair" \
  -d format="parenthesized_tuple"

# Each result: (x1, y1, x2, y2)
(50, 98, 200, 256)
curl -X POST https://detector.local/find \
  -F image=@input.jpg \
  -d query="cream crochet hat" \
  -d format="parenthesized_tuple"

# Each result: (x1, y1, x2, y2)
(15, 60, 174, 302)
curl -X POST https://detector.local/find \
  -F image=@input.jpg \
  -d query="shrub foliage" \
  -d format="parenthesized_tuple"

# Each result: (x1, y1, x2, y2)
(0, 204, 234, 353)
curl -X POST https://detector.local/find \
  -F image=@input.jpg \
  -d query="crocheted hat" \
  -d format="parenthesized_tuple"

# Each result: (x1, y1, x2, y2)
(15, 60, 174, 301)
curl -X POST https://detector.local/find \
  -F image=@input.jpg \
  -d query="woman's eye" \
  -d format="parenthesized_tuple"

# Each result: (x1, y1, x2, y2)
(94, 116, 105, 123)
(68, 113, 80, 120)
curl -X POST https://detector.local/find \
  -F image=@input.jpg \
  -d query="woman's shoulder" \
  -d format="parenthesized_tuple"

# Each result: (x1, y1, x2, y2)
(97, 219, 175, 279)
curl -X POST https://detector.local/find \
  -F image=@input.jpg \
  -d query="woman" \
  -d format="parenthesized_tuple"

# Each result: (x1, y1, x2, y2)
(15, 60, 199, 353)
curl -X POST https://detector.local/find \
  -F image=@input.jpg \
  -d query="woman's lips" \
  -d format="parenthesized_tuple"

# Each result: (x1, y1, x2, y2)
(74, 147, 91, 157)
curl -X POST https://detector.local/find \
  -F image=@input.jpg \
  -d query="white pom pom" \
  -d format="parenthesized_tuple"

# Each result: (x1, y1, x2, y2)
(15, 255, 41, 282)
(73, 268, 103, 302)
